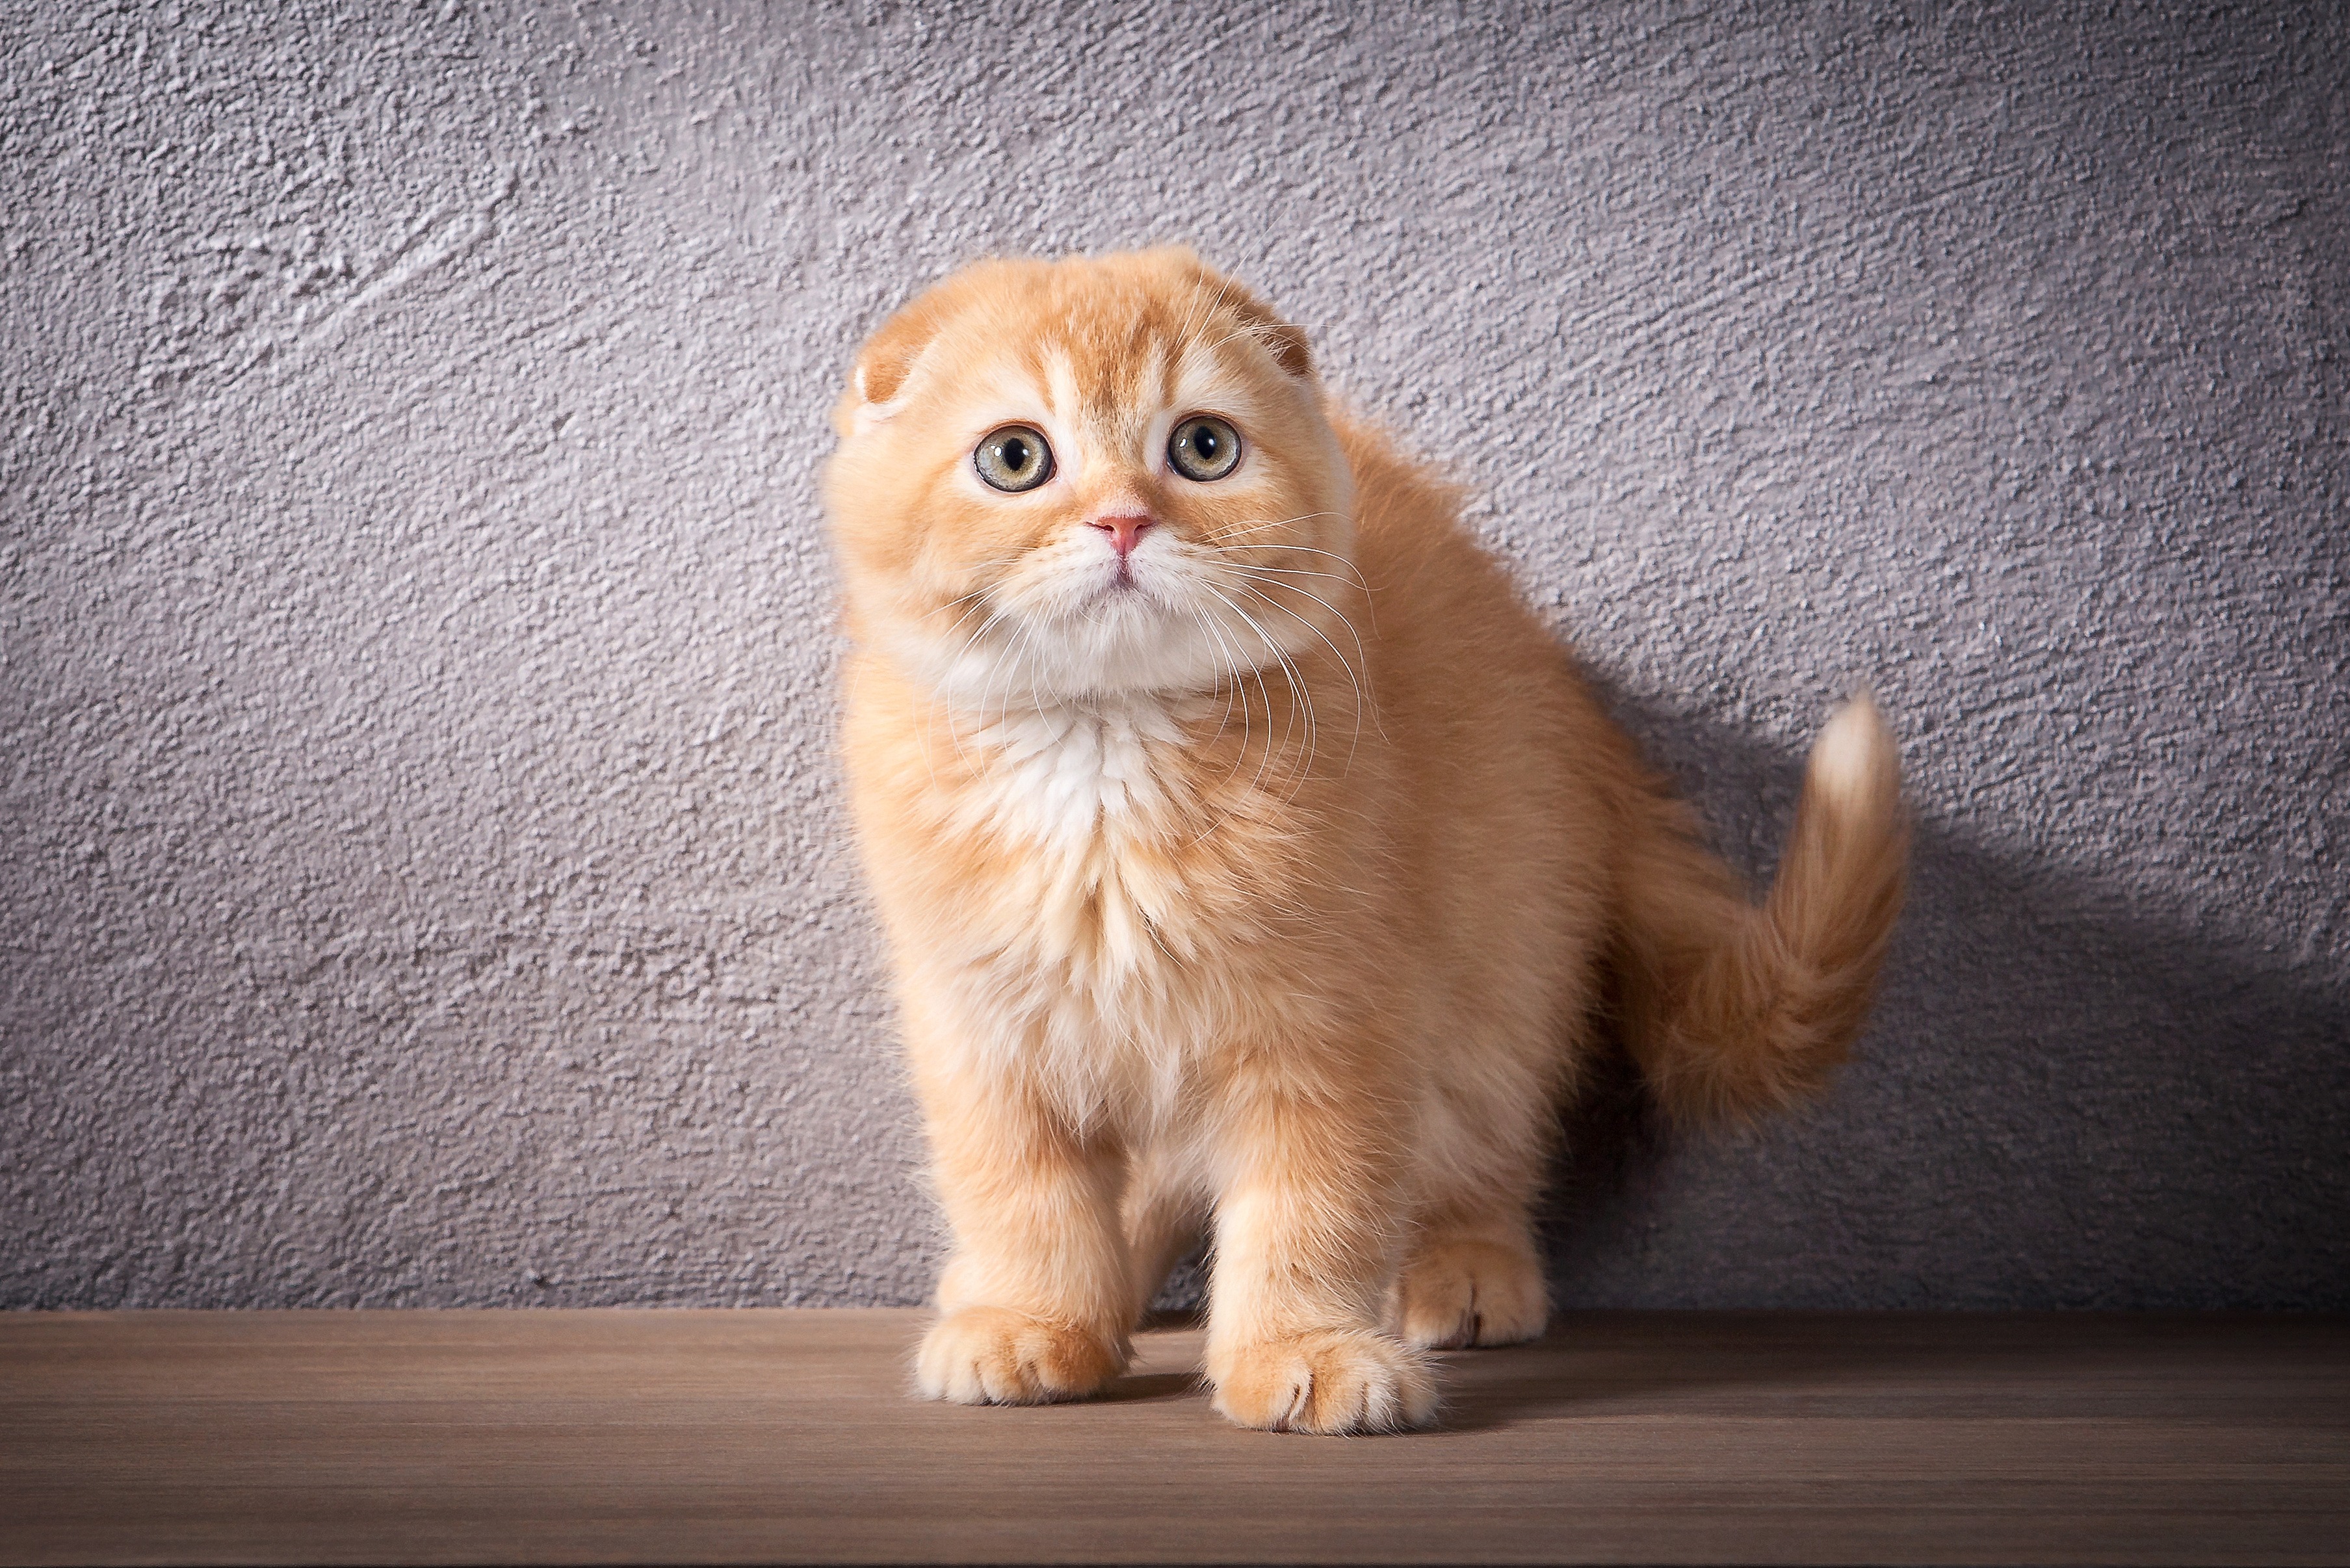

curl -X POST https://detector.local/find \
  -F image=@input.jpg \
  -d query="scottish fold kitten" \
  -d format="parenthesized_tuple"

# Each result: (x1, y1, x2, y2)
(823, 248, 1905, 1433)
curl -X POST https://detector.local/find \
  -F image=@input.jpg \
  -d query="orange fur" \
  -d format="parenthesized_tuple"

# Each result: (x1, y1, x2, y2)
(823, 248, 1908, 1434)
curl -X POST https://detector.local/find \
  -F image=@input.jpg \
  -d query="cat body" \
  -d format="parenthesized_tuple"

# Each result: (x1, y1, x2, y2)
(824, 248, 1906, 1433)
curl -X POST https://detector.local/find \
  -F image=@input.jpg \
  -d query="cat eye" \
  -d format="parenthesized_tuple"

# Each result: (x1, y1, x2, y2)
(974, 425, 1055, 493)
(1168, 415, 1242, 482)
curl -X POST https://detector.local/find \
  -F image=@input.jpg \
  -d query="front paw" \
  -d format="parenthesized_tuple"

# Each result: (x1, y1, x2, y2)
(1209, 1328, 1438, 1433)
(915, 1306, 1127, 1405)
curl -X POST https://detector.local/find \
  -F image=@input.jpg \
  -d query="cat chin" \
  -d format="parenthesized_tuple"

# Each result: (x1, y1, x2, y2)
(879, 599, 1299, 711)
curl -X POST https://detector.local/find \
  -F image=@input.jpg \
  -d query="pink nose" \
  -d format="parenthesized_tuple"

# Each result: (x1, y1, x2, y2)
(1090, 513, 1154, 558)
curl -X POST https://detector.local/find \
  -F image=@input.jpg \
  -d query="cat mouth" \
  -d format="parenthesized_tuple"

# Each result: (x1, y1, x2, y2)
(1099, 558, 1149, 597)
(1077, 572, 1170, 625)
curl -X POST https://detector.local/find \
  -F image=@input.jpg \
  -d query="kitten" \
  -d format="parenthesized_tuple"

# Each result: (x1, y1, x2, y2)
(822, 248, 1907, 1434)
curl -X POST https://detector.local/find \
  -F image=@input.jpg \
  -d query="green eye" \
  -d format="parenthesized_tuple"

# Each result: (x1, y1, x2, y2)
(974, 425, 1054, 493)
(1168, 415, 1242, 482)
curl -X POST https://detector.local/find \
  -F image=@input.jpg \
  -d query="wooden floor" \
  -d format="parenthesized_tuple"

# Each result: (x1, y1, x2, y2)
(2, 1310, 2345, 1566)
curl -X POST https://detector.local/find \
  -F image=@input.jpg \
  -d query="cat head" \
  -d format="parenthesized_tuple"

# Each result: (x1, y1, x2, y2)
(823, 248, 1357, 709)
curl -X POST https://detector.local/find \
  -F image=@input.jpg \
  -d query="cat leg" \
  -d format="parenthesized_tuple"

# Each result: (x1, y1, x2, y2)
(1201, 1073, 1438, 1435)
(1120, 1140, 1205, 1326)
(908, 1030, 1132, 1405)
(1391, 1067, 1560, 1353)
(1391, 1078, 1554, 1349)
(1391, 1199, 1550, 1350)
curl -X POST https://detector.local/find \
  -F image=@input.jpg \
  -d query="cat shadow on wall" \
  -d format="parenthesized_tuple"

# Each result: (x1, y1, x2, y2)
(1542, 688, 2350, 1315)
(1153, 690, 2347, 1322)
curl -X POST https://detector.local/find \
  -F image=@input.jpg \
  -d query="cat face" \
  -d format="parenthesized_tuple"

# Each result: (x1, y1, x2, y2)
(824, 249, 1357, 709)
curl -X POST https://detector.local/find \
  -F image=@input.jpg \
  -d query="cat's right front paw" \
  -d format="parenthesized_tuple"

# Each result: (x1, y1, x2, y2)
(1209, 1328, 1438, 1434)
(915, 1306, 1127, 1405)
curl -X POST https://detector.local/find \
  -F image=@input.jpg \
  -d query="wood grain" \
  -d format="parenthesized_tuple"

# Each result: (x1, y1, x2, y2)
(2, 1310, 2343, 1565)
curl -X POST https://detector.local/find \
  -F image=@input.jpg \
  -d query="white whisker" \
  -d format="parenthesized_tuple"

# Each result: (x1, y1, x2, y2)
(1212, 586, 1318, 804)
(1229, 576, 1382, 763)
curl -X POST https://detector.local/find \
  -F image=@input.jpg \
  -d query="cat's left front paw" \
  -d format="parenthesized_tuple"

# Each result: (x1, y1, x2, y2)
(1392, 1238, 1550, 1349)
(1209, 1328, 1438, 1434)
(915, 1306, 1127, 1405)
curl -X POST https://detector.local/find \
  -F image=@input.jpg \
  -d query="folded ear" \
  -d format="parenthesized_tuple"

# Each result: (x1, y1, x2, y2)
(853, 294, 949, 409)
(1145, 245, 1314, 382)
(835, 260, 1045, 438)
(834, 290, 952, 438)
(1225, 283, 1314, 382)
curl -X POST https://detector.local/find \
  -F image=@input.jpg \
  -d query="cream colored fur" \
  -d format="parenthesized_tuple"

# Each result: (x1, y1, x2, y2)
(822, 248, 1908, 1434)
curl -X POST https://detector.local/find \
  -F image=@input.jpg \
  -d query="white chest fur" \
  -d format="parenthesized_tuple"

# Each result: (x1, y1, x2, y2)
(960, 698, 1186, 850)
(926, 696, 1212, 1129)
(939, 694, 1205, 993)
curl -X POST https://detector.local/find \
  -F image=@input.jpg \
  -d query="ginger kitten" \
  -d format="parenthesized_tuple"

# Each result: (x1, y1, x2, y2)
(822, 248, 1907, 1434)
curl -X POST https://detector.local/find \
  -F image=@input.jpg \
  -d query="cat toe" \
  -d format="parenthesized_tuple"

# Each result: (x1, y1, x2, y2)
(915, 1306, 1127, 1405)
(1394, 1239, 1550, 1350)
(1210, 1329, 1438, 1434)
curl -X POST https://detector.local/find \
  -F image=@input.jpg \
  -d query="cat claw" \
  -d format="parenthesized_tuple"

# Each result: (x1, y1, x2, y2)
(915, 1306, 1127, 1405)
(1210, 1329, 1439, 1434)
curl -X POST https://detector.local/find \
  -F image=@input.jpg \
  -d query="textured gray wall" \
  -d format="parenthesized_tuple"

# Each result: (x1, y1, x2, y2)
(4, 0, 2344, 1312)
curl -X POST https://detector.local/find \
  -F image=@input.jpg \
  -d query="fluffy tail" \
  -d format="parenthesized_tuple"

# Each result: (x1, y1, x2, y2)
(1612, 694, 1909, 1125)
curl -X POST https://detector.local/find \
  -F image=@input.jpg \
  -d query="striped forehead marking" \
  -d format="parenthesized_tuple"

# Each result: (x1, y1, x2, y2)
(1027, 334, 1186, 435)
